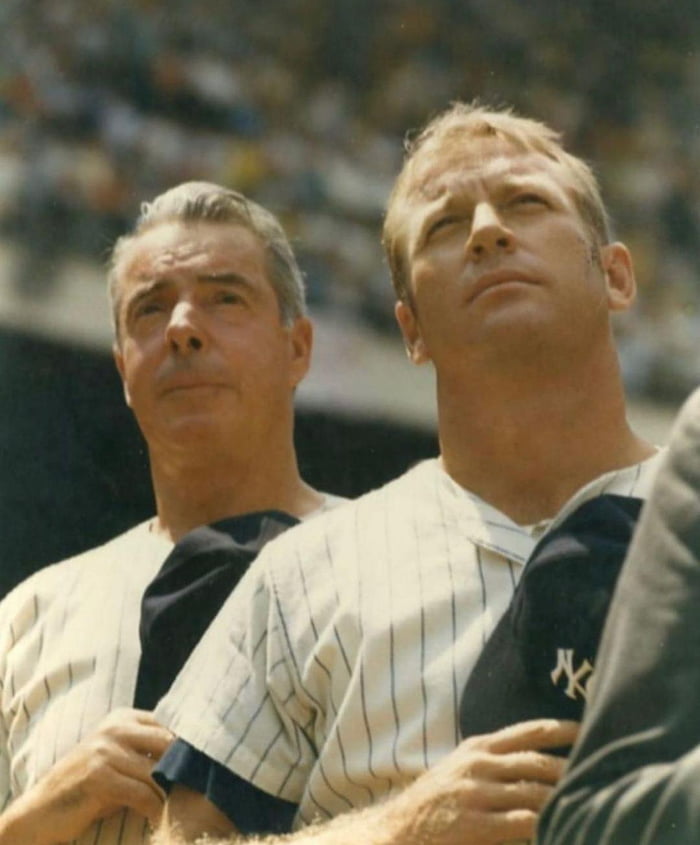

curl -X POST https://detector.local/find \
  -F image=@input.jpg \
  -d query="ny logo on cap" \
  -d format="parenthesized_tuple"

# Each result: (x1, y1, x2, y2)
(550, 648, 594, 701)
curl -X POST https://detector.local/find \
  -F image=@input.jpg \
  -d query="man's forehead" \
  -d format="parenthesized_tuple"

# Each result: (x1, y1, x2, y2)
(119, 220, 263, 281)
(410, 143, 565, 202)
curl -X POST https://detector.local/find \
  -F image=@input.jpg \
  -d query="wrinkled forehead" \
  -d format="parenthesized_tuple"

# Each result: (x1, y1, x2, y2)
(117, 220, 264, 283)
(391, 138, 576, 251)
(406, 136, 572, 205)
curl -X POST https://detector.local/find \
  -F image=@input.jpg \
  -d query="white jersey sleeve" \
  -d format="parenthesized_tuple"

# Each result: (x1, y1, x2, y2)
(155, 548, 316, 804)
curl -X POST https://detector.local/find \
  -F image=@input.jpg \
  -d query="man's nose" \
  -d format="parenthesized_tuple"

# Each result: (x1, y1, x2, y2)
(165, 301, 205, 354)
(465, 202, 515, 260)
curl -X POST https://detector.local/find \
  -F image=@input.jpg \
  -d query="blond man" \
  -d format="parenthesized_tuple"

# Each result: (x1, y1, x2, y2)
(152, 104, 662, 844)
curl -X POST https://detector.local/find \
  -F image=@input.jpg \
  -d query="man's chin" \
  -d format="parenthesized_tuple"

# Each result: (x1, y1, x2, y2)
(162, 414, 235, 445)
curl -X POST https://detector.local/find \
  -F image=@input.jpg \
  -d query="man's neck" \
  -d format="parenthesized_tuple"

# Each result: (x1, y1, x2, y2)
(436, 359, 655, 525)
(148, 442, 323, 543)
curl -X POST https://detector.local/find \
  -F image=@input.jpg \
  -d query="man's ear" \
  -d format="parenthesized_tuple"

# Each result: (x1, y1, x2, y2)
(395, 300, 430, 365)
(287, 317, 313, 388)
(113, 342, 132, 407)
(601, 242, 637, 313)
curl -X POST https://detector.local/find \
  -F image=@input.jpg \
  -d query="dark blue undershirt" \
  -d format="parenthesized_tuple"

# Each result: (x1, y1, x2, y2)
(154, 738, 299, 836)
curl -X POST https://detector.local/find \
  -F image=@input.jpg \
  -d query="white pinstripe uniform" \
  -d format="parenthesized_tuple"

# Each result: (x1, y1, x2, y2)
(0, 497, 342, 845)
(156, 452, 664, 830)
(0, 521, 172, 845)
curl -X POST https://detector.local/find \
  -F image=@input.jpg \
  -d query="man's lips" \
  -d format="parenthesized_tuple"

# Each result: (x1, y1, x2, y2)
(467, 270, 539, 303)
(158, 374, 230, 396)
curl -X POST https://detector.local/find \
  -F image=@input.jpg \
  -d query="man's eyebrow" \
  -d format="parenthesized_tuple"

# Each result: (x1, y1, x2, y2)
(496, 175, 550, 194)
(124, 278, 168, 312)
(196, 272, 257, 289)
(126, 272, 256, 305)
(122, 272, 262, 325)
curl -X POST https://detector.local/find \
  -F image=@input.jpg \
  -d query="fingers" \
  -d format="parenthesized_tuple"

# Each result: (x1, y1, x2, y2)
(2, 709, 175, 844)
(85, 762, 166, 824)
(87, 710, 174, 798)
(69, 708, 174, 817)
(104, 742, 168, 803)
(467, 747, 568, 787)
(126, 723, 173, 761)
(478, 718, 580, 755)
(95, 708, 174, 761)
(475, 807, 539, 843)
(462, 777, 556, 813)
(389, 722, 578, 845)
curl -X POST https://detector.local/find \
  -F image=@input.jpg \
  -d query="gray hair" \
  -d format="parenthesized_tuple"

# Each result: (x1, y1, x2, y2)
(108, 181, 306, 337)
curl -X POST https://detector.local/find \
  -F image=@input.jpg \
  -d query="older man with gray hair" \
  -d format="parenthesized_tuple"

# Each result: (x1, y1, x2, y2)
(0, 182, 342, 844)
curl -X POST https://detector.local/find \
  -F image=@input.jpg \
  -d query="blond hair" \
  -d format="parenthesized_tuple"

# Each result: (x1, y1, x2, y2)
(108, 181, 306, 338)
(383, 102, 612, 303)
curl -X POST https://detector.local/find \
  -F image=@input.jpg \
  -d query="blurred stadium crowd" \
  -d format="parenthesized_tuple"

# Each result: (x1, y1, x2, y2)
(1, 0, 700, 400)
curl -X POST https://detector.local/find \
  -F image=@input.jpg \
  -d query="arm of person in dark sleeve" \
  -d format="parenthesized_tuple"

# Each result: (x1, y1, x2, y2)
(538, 387, 700, 845)
(153, 738, 298, 837)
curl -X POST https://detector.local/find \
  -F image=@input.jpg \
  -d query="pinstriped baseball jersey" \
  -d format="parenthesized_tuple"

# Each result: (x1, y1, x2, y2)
(156, 452, 664, 829)
(0, 520, 172, 845)
(0, 495, 343, 845)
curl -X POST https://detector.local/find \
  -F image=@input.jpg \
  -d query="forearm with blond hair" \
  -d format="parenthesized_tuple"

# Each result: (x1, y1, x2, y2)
(151, 719, 578, 845)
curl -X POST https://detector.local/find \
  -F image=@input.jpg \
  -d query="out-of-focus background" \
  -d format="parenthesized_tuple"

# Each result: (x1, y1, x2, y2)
(1, 1, 697, 594)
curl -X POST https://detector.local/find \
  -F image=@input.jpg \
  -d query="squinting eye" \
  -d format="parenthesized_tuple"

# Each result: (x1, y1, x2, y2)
(135, 301, 163, 319)
(216, 291, 243, 305)
(513, 193, 547, 206)
(428, 215, 463, 237)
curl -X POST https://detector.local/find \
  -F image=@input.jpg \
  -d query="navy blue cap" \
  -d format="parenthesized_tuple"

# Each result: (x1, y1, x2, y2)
(460, 494, 643, 743)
